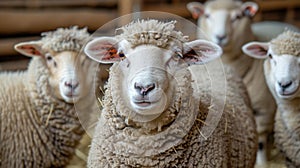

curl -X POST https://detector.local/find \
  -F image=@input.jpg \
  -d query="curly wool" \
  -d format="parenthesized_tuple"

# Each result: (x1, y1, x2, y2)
(41, 26, 90, 52)
(116, 19, 189, 48)
(0, 58, 84, 168)
(88, 63, 257, 167)
(274, 103, 300, 168)
(270, 30, 300, 56)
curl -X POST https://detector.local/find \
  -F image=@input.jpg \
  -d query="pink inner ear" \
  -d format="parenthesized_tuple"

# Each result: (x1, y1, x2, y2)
(244, 6, 257, 16)
(20, 45, 42, 56)
(192, 8, 204, 19)
(90, 42, 113, 51)
(246, 45, 267, 56)
(102, 47, 119, 60)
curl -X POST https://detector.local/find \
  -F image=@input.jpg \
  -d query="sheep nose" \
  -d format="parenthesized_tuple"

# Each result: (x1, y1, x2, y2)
(65, 80, 79, 90)
(216, 34, 227, 42)
(278, 81, 292, 89)
(134, 82, 155, 96)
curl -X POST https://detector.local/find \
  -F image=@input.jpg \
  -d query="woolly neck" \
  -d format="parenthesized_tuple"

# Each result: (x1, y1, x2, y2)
(95, 64, 199, 157)
(24, 57, 84, 166)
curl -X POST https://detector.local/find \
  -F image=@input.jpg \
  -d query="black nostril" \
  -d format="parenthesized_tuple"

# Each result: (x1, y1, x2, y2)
(217, 35, 226, 41)
(279, 81, 292, 89)
(134, 82, 155, 96)
(65, 81, 79, 90)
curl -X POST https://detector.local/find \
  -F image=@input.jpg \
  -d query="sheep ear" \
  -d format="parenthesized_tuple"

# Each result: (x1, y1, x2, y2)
(183, 40, 222, 65)
(187, 2, 205, 19)
(242, 42, 269, 59)
(14, 41, 43, 57)
(84, 37, 125, 64)
(242, 2, 258, 18)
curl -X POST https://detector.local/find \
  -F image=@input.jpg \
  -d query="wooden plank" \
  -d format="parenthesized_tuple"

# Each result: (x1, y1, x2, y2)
(0, 36, 40, 56)
(257, 0, 300, 11)
(0, 9, 118, 34)
(142, 3, 191, 18)
(0, 0, 118, 8)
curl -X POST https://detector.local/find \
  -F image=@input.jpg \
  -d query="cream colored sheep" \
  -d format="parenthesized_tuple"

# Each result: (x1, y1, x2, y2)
(187, 0, 277, 164)
(243, 30, 300, 168)
(84, 19, 257, 167)
(0, 26, 99, 167)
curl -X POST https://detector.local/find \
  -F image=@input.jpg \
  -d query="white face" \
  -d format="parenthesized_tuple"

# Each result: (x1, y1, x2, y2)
(187, 1, 258, 47)
(14, 41, 96, 103)
(84, 36, 222, 118)
(119, 45, 177, 116)
(242, 41, 300, 100)
(202, 9, 233, 46)
(269, 51, 300, 99)
(46, 51, 95, 103)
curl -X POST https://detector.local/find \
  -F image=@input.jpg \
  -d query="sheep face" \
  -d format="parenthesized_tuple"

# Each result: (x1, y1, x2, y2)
(243, 42, 300, 99)
(14, 41, 95, 103)
(85, 37, 222, 118)
(187, 0, 258, 47)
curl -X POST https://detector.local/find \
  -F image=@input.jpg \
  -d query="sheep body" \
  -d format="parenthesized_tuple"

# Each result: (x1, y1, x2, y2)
(243, 30, 300, 168)
(0, 58, 84, 167)
(0, 27, 97, 167)
(263, 31, 300, 167)
(86, 19, 257, 167)
(187, 0, 277, 164)
(88, 64, 257, 167)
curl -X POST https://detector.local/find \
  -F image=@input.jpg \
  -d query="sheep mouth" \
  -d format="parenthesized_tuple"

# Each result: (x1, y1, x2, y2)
(65, 93, 79, 98)
(278, 85, 299, 97)
(134, 100, 152, 107)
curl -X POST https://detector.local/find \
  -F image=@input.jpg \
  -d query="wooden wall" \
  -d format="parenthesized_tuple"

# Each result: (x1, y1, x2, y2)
(0, 0, 299, 62)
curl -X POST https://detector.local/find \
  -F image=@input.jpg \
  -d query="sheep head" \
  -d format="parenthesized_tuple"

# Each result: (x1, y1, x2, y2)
(85, 20, 222, 120)
(14, 26, 95, 103)
(187, 0, 258, 47)
(242, 30, 300, 99)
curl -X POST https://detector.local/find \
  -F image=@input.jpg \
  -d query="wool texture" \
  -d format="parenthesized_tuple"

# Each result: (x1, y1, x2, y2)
(41, 26, 90, 52)
(0, 58, 84, 167)
(87, 19, 257, 168)
(270, 30, 300, 57)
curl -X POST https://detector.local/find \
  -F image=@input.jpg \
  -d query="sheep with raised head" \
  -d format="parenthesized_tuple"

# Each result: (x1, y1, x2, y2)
(243, 30, 300, 168)
(187, 0, 277, 164)
(84, 19, 257, 167)
(0, 26, 99, 167)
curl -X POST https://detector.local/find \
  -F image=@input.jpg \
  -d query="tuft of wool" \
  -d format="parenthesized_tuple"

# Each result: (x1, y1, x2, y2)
(116, 20, 189, 48)
(270, 30, 300, 56)
(41, 26, 90, 52)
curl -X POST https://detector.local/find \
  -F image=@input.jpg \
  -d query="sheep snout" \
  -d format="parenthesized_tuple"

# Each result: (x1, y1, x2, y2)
(275, 80, 299, 98)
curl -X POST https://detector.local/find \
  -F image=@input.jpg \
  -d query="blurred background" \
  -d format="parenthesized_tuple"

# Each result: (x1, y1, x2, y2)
(0, 0, 299, 70)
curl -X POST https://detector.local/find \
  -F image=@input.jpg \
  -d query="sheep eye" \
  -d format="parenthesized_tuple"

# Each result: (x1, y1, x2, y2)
(204, 14, 210, 18)
(119, 52, 125, 58)
(268, 53, 273, 59)
(46, 55, 52, 61)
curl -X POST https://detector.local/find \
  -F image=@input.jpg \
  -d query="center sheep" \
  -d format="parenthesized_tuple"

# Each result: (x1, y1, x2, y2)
(85, 19, 257, 167)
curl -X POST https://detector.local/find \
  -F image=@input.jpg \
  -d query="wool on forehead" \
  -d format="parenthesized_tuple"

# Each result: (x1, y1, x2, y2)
(115, 19, 189, 48)
(270, 30, 300, 57)
(41, 26, 90, 52)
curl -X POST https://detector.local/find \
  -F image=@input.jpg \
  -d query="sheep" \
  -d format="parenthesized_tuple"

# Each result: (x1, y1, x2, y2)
(242, 30, 300, 168)
(187, 0, 277, 164)
(0, 26, 99, 167)
(84, 19, 257, 167)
